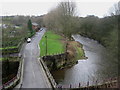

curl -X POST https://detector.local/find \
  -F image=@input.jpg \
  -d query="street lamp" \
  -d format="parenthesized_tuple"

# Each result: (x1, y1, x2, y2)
(45, 35, 47, 56)
(65, 33, 68, 60)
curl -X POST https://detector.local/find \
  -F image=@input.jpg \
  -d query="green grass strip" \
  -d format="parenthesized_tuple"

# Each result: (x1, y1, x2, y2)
(0, 57, 18, 61)
(39, 31, 65, 56)
(0, 46, 17, 50)
(72, 43, 85, 60)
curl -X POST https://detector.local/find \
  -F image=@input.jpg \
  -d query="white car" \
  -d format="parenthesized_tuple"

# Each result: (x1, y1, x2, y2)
(40, 28, 43, 31)
(27, 38, 31, 43)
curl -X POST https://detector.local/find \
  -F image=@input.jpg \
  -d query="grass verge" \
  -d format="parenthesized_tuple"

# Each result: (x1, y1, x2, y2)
(67, 41, 86, 60)
(74, 43, 85, 60)
(0, 57, 18, 61)
(39, 31, 65, 56)
(0, 46, 17, 50)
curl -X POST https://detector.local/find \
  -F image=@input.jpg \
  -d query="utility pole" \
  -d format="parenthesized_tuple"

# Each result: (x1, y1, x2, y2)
(45, 35, 47, 56)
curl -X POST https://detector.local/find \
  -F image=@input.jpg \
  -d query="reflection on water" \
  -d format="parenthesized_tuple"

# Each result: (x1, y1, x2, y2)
(51, 35, 117, 86)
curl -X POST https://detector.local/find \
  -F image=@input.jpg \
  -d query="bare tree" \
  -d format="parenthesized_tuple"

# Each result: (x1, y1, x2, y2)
(56, 1, 76, 39)
(115, 1, 120, 15)
(43, 0, 77, 40)
(109, 1, 120, 16)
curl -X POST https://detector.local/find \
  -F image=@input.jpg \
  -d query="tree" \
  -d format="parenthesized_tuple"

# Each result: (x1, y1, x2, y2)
(27, 19, 33, 35)
(56, 1, 76, 39)
(43, 1, 77, 40)
(109, 1, 120, 16)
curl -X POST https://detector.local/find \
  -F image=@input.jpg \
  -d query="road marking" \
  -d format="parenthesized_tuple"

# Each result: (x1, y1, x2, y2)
(23, 53, 25, 57)
(32, 61, 36, 78)
(38, 44, 40, 54)
(32, 70, 35, 78)
(30, 46, 33, 56)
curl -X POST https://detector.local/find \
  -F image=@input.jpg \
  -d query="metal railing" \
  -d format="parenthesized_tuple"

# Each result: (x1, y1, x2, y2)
(57, 78, 118, 88)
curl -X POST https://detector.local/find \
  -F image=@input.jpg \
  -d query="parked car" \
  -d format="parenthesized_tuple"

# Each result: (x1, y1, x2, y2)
(27, 38, 31, 43)
(40, 28, 44, 31)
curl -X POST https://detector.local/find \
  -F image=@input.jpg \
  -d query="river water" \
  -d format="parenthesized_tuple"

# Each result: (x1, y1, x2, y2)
(51, 35, 117, 87)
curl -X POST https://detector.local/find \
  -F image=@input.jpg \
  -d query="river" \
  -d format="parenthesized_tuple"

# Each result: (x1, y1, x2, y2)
(51, 35, 117, 87)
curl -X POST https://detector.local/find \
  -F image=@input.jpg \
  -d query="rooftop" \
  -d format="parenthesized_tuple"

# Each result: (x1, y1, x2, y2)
(32, 22, 38, 26)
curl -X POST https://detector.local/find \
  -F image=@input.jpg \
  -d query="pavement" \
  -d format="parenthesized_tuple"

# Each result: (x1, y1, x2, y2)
(15, 29, 52, 88)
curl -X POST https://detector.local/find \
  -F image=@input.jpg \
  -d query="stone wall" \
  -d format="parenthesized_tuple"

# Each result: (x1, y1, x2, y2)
(39, 58, 57, 88)
(42, 52, 77, 70)
(2, 60, 19, 84)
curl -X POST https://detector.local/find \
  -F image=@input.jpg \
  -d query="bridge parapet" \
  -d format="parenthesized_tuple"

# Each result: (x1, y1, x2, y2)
(0, 57, 23, 89)
(39, 58, 57, 88)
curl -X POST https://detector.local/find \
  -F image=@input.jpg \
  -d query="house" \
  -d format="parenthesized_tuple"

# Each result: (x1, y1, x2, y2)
(32, 22, 39, 31)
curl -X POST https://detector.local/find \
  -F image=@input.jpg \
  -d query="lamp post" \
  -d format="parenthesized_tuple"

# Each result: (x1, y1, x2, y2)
(45, 35, 47, 56)
(65, 33, 68, 60)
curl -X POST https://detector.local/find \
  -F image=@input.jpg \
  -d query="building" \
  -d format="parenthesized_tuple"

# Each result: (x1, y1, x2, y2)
(32, 22, 39, 31)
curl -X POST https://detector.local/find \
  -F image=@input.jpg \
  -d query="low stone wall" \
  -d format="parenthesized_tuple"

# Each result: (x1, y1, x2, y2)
(39, 58, 57, 88)
(75, 80, 118, 89)
(2, 60, 19, 84)
(42, 52, 77, 70)
(0, 57, 23, 89)
(42, 53, 66, 70)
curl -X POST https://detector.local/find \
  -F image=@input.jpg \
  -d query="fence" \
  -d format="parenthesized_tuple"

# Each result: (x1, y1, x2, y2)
(0, 57, 23, 89)
(57, 78, 118, 88)
(39, 58, 57, 88)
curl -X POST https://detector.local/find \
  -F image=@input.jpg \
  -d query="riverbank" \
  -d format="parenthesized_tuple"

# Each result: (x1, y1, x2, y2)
(40, 31, 86, 70)
(51, 34, 118, 86)
(66, 41, 87, 61)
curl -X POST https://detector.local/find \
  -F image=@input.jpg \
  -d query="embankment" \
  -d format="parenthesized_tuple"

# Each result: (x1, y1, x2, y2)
(42, 41, 86, 71)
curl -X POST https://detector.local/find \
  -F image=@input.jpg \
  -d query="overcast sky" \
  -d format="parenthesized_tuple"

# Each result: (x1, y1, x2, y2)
(0, 0, 119, 17)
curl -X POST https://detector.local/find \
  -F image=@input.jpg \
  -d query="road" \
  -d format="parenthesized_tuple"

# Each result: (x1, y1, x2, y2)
(16, 29, 51, 88)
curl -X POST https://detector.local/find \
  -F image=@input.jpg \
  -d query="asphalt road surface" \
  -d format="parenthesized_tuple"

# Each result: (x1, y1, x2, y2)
(17, 29, 51, 88)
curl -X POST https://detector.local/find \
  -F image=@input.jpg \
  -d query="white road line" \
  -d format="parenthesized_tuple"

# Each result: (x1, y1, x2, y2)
(32, 69, 35, 78)
(32, 60, 36, 78)
(23, 53, 26, 57)
(37, 44, 40, 56)
(30, 45, 33, 56)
